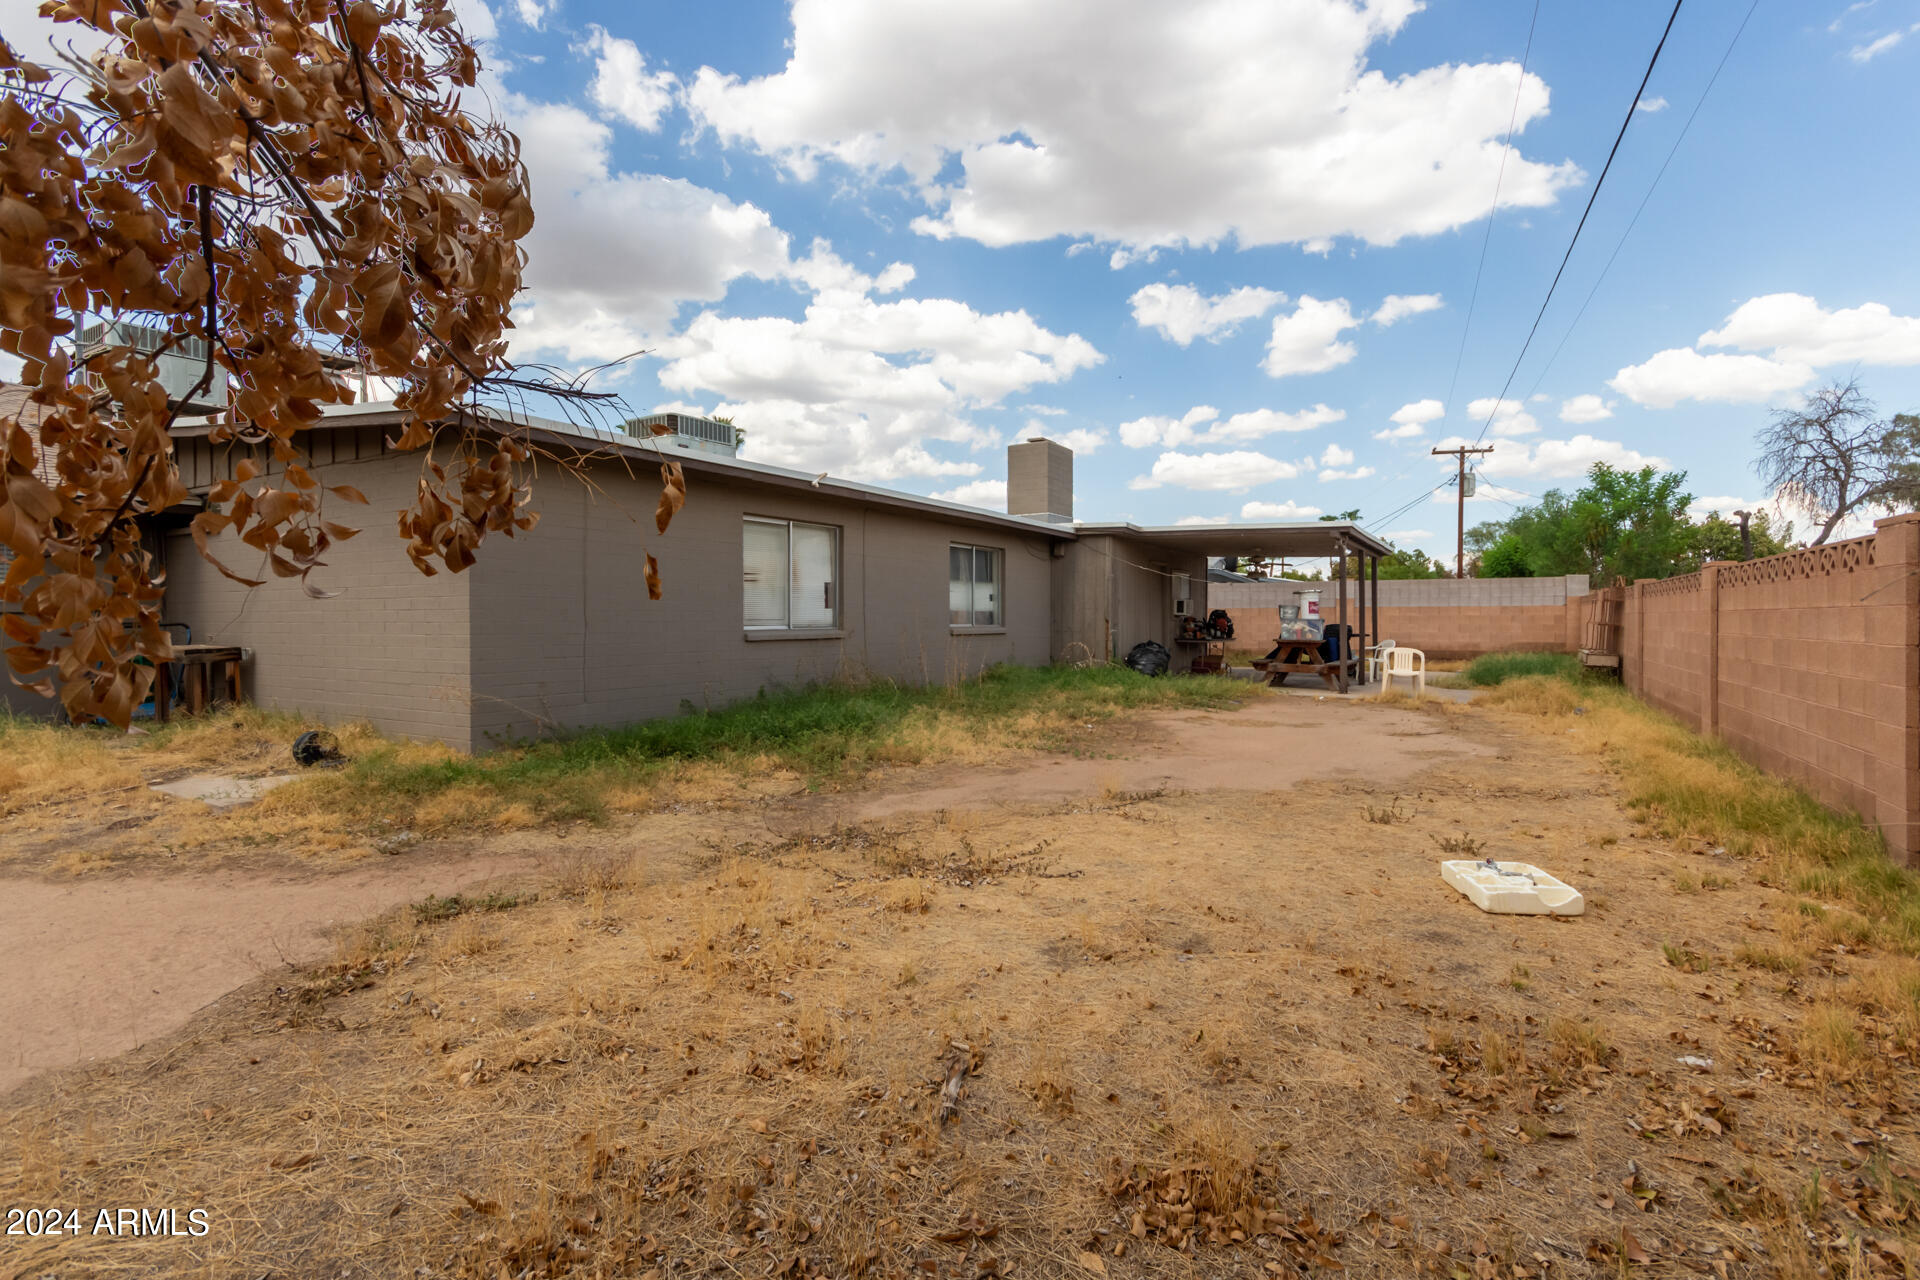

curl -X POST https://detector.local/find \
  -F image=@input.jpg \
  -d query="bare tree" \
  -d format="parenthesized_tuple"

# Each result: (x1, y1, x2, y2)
(1755, 378, 1920, 546)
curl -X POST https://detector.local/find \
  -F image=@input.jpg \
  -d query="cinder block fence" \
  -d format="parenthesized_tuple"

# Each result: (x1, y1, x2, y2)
(1579, 515, 1920, 863)
(1211, 574, 1591, 660)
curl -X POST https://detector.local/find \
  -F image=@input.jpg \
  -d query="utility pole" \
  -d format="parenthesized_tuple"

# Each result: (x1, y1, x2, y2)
(1432, 444, 1494, 578)
(1732, 509, 1753, 561)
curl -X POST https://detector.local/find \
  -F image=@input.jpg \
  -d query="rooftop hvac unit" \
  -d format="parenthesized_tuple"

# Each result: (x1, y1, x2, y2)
(626, 412, 739, 457)
(79, 321, 229, 412)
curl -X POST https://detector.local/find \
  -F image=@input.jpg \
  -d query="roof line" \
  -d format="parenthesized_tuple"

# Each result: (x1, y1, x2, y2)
(170, 399, 1075, 541)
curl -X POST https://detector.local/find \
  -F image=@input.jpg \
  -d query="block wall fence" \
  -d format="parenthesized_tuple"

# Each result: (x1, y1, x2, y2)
(1210, 574, 1590, 659)
(1584, 514, 1920, 863)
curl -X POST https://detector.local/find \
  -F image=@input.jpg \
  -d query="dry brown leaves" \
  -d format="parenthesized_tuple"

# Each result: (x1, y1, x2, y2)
(0, 0, 679, 725)
(1102, 1160, 1343, 1266)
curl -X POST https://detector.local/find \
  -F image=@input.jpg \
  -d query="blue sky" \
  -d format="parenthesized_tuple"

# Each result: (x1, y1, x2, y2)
(26, 0, 1918, 561)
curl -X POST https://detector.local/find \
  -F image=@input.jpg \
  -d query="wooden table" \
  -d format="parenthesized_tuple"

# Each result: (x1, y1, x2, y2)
(1249, 638, 1361, 690)
(153, 644, 244, 722)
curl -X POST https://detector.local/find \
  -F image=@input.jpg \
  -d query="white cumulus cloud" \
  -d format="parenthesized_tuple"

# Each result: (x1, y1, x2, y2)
(932, 479, 1008, 509)
(1558, 393, 1613, 423)
(1263, 297, 1360, 378)
(1370, 293, 1444, 326)
(1241, 500, 1325, 520)
(1438, 433, 1668, 479)
(1609, 348, 1814, 408)
(1634, 96, 1668, 112)
(1467, 395, 1539, 437)
(1175, 514, 1234, 526)
(1051, 427, 1111, 455)
(1376, 398, 1444, 440)
(1699, 293, 1920, 368)
(1130, 283, 1287, 346)
(1119, 404, 1344, 449)
(657, 285, 1104, 481)
(685, 0, 1579, 256)
(584, 26, 678, 130)
(505, 100, 791, 361)
(1130, 451, 1302, 492)
(1316, 442, 1373, 481)
(1611, 293, 1920, 408)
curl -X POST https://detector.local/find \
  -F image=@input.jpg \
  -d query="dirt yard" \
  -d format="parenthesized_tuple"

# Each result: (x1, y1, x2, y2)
(3, 692, 1915, 1279)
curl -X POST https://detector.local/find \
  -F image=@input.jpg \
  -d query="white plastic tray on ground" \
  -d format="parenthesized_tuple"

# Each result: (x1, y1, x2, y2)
(1440, 859, 1584, 916)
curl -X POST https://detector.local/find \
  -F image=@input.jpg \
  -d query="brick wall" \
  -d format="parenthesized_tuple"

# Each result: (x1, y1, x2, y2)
(1631, 572, 1712, 728)
(1617, 517, 1920, 862)
(1211, 574, 1588, 659)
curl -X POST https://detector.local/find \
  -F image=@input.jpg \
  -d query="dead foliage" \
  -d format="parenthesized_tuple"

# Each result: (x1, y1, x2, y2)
(0, 0, 684, 726)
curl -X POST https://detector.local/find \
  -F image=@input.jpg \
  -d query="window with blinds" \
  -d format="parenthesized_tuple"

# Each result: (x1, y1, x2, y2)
(743, 517, 839, 630)
(948, 543, 1003, 627)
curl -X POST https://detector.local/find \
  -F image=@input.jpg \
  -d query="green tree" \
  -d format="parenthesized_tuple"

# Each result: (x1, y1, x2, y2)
(1478, 534, 1532, 578)
(1490, 463, 1696, 583)
(1375, 547, 1449, 579)
(1685, 509, 1792, 567)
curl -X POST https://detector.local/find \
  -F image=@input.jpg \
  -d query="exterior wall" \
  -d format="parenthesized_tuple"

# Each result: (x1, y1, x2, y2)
(463, 466, 1058, 748)
(1050, 535, 1206, 666)
(1211, 574, 1588, 659)
(161, 431, 478, 746)
(156, 438, 1065, 750)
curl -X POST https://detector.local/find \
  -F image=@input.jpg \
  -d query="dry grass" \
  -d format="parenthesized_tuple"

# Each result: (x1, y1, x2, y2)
(0, 666, 1258, 871)
(12, 681, 1920, 1277)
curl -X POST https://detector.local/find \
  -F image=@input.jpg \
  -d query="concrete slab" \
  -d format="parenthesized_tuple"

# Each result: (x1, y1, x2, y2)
(1273, 682, 1481, 703)
(148, 773, 297, 810)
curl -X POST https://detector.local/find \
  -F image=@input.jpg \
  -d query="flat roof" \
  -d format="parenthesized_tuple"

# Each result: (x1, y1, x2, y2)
(171, 399, 1075, 541)
(1073, 521, 1395, 559)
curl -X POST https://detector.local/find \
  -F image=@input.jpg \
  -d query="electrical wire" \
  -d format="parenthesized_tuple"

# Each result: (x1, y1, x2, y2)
(1469, 0, 1688, 447)
(1521, 0, 1760, 403)
(1443, 0, 1542, 419)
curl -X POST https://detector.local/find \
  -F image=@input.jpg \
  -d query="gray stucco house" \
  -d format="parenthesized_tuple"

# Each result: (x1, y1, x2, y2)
(4, 403, 1388, 749)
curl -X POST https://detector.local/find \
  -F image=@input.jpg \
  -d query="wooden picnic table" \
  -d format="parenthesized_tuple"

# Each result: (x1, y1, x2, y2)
(1248, 633, 1362, 690)
(153, 644, 244, 723)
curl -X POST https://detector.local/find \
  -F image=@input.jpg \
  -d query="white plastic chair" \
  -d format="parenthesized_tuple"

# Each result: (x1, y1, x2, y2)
(1384, 646, 1426, 696)
(1365, 638, 1396, 684)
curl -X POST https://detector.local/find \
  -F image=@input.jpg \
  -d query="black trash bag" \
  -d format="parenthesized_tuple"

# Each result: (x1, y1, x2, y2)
(292, 729, 347, 768)
(1124, 640, 1172, 677)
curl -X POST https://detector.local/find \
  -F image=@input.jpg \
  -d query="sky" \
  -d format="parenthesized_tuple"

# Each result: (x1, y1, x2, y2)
(8, 0, 1920, 564)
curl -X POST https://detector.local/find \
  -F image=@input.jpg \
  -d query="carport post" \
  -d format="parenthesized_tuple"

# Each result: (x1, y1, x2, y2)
(1336, 537, 1349, 693)
(1369, 552, 1379, 684)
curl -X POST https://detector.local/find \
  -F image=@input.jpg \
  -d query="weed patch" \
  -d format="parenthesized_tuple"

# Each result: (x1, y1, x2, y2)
(1460, 651, 1582, 687)
(1480, 674, 1920, 953)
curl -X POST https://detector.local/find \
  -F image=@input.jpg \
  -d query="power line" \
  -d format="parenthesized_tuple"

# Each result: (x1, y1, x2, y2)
(1469, 0, 1688, 447)
(1442, 0, 1542, 418)
(1366, 479, 1456, 538)
(1521, 0, 1760, 403)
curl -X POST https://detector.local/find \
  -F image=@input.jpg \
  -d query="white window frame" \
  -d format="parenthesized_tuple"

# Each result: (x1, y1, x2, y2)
(743, 516, 841, 633)
(949, 542, 1006, 630)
